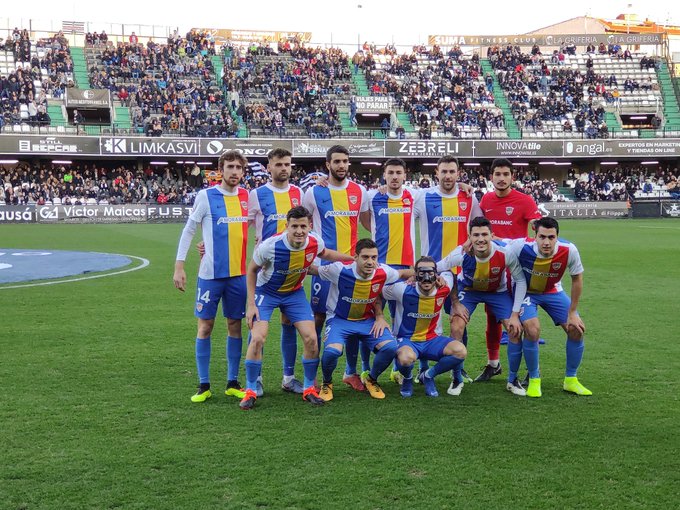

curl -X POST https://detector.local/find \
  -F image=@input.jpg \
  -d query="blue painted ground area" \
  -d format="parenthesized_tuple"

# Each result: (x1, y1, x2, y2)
(0, 249, 132, 284)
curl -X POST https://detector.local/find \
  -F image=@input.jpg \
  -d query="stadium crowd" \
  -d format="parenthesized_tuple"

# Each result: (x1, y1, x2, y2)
(221, 42, 352, 138)
(358, 45, 504, 138)
(3, 159, 676, 207)
(87, 30, 238, 137)
(0, 29, 73, 130)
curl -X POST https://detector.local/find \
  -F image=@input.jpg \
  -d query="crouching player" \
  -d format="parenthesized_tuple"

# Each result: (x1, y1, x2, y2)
(437, 217, 527, 396)
(310, 238, 414, 401)
(385, 256, 468, 397)
(241, 206, 352, 410)
(507, 217, 591, 398)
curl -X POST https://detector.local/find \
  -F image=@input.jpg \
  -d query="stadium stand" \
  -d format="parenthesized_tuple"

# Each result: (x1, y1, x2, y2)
(487, 43, 670, 139)
(0, 29, 73, 134)
(359, 45, 507, 139)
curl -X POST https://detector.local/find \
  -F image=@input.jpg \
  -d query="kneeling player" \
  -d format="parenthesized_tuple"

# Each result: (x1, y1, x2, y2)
(311, 238, 413, 401)
(386, 257, 468, 397)
(241, 206, 352, 410)
(506, 217, 591, 398)
(437, 217, 527, 396)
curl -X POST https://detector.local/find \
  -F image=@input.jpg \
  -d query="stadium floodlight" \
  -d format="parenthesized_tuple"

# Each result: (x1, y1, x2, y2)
(641, 161, 659, 165)
(150, 161, 169, 165)
(360, 161, 381, 165)
(422, 163, 438, 166)
(183, 161, 195, 164)
(0, 159, 19, 164)
(197, 162, 212, 166)
(361, 113, 380, 117)
(463, 162, 480, 166)
(554, 162, 572, 166)
(52, 160, 72, 164)
(538, 161, 556, 165)
(600, 161, 619, 165)
(630, 116, 647, 120)
(514, 162, 529, 166)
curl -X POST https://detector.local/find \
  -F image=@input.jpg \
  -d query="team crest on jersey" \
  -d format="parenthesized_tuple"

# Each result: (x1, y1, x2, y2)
(306, 253, 314, 262)
(371, 283, 380, 292)
(292, 198, 299, 206)
(241, 201, 248, 209)
(505, 206, 514, 215)
(460, 202, 468, 211)
(348, 195, 357, 205)
(552, 262, 562, 270)
(196, 303, 203, 312)
(491, 267, 501, 275)
(403, 198, 411, 205)
(436, 297, 444, 307)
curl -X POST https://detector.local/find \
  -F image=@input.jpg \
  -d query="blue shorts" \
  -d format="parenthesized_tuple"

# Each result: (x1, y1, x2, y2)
(195, 276, 246, 320)
(397, 335, 453, 361)
(520, 291, 575, 326)
(324, 316, 395, 351)
(254, 287, 314, 324)
(457, 289, 513, 321)
(310, 275, 330, 314)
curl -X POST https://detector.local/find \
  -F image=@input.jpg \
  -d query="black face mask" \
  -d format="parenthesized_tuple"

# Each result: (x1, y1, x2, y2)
(416, 268, 437, 284)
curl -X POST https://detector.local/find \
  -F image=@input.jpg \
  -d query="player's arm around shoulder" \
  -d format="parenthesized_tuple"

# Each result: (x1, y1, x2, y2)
(318, 248, 353, 263)
(436, 246, 464, 273)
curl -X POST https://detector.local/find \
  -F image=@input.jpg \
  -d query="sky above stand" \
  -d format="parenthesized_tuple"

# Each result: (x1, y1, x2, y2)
(1, 0, 676, 47)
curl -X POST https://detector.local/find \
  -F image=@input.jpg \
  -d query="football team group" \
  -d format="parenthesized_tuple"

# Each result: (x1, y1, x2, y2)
(173, 145, 592, 410)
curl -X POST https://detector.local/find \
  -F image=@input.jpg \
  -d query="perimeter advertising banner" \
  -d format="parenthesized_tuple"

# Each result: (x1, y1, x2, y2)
(538, 201, 629, 219)
(0, 205, 36, 223)
(475, 140, 563, 158)
(292, 139, 385, 158)
(37, 205, 149, 223)
(0, 135, 100, 155)
(200, 139, 292, 158)
(385, 140, 474, 158)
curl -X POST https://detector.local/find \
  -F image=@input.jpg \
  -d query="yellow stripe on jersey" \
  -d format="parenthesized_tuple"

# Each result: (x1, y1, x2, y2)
(386, 196, 405, 266)
(441, 198, 460, 258)
(411, 296, 436, 342)
(272, 191, 291, 235)
(528, 256, 552, 294)
(225, 195, 246, 276)
(330, 189, 352, 255)
(279, 249, 306, 293)
(472, 260, 491, 291)
(348, 279, 373, 320)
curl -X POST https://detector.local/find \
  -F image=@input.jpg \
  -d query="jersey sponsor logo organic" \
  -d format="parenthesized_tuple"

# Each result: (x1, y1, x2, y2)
(432, 215, 466, 223)
(266, 213, 287, 222)
(324, 210, 358, 218)
(377, 207, 411, 216)
(407, 312, 437, 319)
(217, 216, 248, 224)
(341, 296, 376, 304)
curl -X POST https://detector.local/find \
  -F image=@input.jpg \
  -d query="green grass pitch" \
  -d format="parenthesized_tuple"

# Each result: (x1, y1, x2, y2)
(1, 219, 679, 509)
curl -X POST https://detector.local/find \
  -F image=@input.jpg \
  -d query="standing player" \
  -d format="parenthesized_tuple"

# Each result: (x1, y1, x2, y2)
(507, 217, 591, 398)
(437, 217, 527, 396)
(414, 155, 482, 382)
(240, 206, 353, 410)
(478, 158, 543, 382)
(364, 158, 419, 383)
(303, 145, 371, 392)
(248, 147, 306, 394)
(173, 150, 249, 403)
(386, 256, 468, 398)
(310, 239, 414, 401)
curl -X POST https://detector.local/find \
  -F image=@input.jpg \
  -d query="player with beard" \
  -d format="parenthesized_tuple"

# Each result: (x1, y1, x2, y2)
(302, 145, 371, 393)
(478, 158, 543, 384)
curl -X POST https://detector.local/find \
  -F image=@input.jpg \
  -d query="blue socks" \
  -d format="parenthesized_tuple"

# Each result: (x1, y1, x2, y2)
(195, 337, 211, 384)
(507, 340, 523, 382)
(397, 360, 413, 379)
(322, 346, 342, 383)
(360, 341, 372, 373)
(426, 355, 464, 378)
(522, 339, 540, 379)
(226, 336, 242, 381)
(302, 357, 320, 390)
(369, 340, 398, 380)
(281, 324, 297, 377)
(345, 338, 359, 376)
(566, 338, 584, 377)
(245, 360, 262, 392)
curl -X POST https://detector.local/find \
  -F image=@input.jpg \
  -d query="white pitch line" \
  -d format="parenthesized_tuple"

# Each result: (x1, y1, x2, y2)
(0, 254, 150, 289)
(637, 225, 680, 230)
